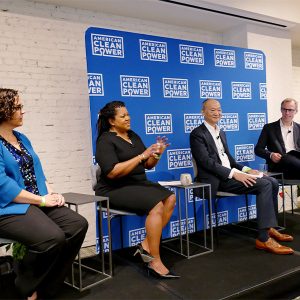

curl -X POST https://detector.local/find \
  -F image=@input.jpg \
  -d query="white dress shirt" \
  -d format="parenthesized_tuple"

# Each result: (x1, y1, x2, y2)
(280, 119, 295, 153)
(204, 121, 249, 178)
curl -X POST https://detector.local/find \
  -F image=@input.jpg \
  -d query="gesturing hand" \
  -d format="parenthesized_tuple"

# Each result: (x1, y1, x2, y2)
(154, 136, 170, 155)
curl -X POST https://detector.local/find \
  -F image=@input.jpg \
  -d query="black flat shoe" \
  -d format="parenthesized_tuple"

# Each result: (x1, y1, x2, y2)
(133, 243, 154, 263)
(146, 265, 180, 279)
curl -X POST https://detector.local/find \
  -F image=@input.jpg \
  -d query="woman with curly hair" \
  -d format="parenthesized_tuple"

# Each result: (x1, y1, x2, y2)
(0, 88, 88, 300)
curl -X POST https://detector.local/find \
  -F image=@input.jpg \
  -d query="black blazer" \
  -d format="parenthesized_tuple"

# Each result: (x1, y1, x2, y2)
(254, 119, 300, 170)
(190, 123, 244, 198)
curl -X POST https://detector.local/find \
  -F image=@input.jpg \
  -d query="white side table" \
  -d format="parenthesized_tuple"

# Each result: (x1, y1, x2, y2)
(161, 182, 213, 259)
(63, 192, 112, 291)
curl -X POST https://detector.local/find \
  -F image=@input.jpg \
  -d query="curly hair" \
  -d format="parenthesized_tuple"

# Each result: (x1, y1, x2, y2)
(97, 101, 125, 139)
(0, 88, 19, 124)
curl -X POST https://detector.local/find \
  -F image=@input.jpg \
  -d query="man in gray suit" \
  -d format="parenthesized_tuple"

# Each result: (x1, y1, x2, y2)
(190, 98, 293, 254)
(255, 98, 300, 179)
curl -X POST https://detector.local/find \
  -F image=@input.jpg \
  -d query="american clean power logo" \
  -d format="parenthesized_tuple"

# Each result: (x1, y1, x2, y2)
(260, 83, 267, 99)
(163, 78, 189, 98)
(214, 49, 236, 68)
(120, 75, 150, 97)
(238, 205, 257, 222)
(244, 52, 264, 70)
(170, 218, 195, 237)
(167, 148, 192, 169)
(219, 113, 239, 131)
(129, 227, 146, 246)
(184, 114, 204, 133)
(145, 114, 173, 134)
(235, 144, 255, 162)
(139, 39, 168, 62)
(247, 113, 266, 130)
(91, 34, 124, 58)
(200, 80, 222, 99)
(231, 82, 252, 99)
(179, 44, 204, 65)
(88, 73, 104, 96)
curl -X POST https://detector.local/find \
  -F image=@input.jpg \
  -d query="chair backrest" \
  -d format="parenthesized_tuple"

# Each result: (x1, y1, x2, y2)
(91, 164, 101, 191)
(192, 157, 198, 178)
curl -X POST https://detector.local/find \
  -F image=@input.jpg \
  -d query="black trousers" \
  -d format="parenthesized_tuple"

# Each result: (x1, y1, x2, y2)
(0, 205, 88, 298)
(219, 175, 279, 230)
(273, 153, 300, 179)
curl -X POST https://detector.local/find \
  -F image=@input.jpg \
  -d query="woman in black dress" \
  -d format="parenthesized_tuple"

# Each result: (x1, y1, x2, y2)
(95, 101, 179, 278)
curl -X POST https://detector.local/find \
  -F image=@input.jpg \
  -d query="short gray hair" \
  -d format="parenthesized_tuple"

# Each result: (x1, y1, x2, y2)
(281, 98, 298, 112)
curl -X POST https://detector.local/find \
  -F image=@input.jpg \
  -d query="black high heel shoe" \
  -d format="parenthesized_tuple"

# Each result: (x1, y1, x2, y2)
(146, 264, 180, 279)
(133, 243, 154, 263)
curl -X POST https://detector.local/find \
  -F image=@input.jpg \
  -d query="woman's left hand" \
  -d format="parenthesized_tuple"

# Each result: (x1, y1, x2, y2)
(51, 193, 65, 207)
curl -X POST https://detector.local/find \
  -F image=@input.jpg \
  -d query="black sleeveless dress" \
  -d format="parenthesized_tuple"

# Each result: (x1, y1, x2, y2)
(95, 131, 173, 215)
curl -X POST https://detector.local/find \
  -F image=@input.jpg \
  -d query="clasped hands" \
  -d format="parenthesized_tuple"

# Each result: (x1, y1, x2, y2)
(44, 193, 65, 207)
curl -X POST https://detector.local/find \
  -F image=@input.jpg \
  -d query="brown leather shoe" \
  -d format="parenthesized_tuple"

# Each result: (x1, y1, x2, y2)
(256, 238, 294, 255)
(269, 227, 293, 242)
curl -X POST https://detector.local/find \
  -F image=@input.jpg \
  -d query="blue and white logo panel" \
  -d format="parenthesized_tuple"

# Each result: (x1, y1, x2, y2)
(214, 49, 236, 68)
(91, 34, 124, 58)
(179, 44, 204, 65)
(247, 113, 266, 130)
(235, 144, 255, 162)
(219, 113, 239, 131)
(163, 78, 189, 98)
(206, 211, 228, 228)
(145, 114, 173, 134)
(120, 75, 150, 97)
(129, 227, 146, 246)
(238, 205, 257, 222)
(96, 235, 110, 254)
(184, 114, 204, 133)
(260, 83, 267, 100)
(244, 52, 264, 70)
(88, 73, 104, 96)
(200, 80, 222, 99)
(167, 148, 192, 170)
(170, 218, 195, 237)
(232, 82, 252, 99)
(139, 39, 168, 62)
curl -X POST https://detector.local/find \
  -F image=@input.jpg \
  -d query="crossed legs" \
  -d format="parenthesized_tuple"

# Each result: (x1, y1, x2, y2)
(141, 194, 176, 274)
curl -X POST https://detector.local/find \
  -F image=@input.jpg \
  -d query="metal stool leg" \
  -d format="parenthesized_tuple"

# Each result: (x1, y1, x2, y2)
(214, 198, 219, 246)
(291, 185, 294, 214)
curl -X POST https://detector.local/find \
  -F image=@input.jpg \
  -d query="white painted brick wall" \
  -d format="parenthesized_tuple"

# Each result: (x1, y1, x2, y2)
(293, 66, 300, 101)
(0, 0, 221, 247)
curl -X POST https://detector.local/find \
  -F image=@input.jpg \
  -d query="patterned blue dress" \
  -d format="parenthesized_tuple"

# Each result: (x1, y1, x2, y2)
(0, 136, 39, 195)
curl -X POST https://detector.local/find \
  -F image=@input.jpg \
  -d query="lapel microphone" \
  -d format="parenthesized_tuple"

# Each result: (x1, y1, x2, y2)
(288, 130, 291, 133)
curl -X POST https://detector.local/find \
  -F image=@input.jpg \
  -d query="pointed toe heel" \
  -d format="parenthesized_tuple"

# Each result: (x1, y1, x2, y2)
(146, 265, 180, 279)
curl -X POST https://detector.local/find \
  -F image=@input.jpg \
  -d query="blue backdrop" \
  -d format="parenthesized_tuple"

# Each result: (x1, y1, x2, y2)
(85, 27, 267, 251)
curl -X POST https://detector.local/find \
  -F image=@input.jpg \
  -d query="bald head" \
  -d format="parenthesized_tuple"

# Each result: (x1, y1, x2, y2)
(202, 98, 222, 127)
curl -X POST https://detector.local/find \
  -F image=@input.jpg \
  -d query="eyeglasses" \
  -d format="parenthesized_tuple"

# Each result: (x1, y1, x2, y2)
(281, 107, 296, 113)
(13, 104, 24, 111)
